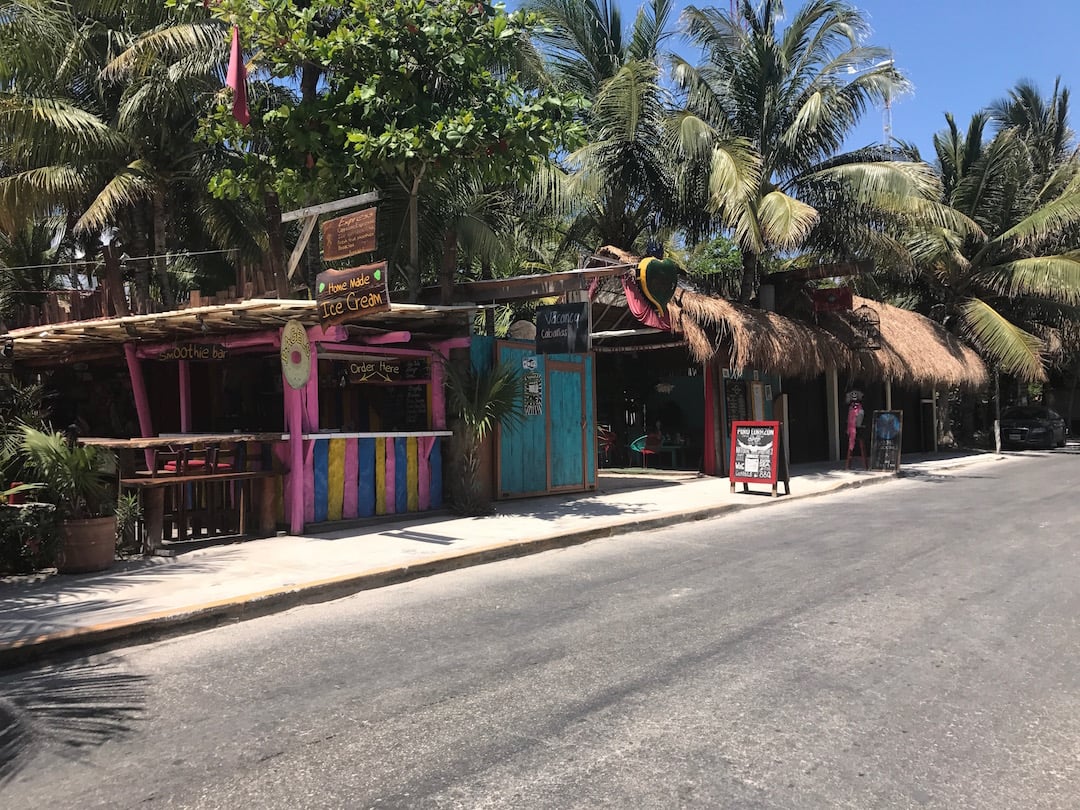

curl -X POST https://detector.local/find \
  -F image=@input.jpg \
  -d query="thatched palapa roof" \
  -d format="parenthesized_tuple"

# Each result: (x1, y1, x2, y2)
(836, 297, 988, 389)
(591, 246, 988, 389)
(668, 290, 850, 379)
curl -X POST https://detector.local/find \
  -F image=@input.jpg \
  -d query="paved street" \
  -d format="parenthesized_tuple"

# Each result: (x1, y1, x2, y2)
(2, 451, 1079, 808)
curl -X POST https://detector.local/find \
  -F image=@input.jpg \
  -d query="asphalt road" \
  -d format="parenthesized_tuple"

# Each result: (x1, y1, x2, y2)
(2, 451, 1079, 809)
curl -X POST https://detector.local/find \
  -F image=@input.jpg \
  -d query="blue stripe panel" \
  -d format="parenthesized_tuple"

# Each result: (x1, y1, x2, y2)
(357, 438, 376, 517)
(313, 438, 329, 523)
(429, 438, 443, 508)
(395, 437, 408, 513)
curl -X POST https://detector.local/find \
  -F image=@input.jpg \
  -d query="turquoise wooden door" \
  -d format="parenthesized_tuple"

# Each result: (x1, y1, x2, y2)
(547, 359, 587, 490)
(497, 342, 548, 496)
(489, 340, 596, 498)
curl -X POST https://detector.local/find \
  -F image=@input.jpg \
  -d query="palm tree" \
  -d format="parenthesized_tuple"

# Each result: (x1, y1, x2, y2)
(675, 0, 943, 303)
(529, 0, 752, 253)
(907, 102, 1080, 382)
(443, 359, 523, 515)
(0, 1, 266, 312)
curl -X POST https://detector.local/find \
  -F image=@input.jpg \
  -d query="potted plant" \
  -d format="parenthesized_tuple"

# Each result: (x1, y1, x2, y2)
(443, 358, 523, 515)
(18, 427, 118, 574)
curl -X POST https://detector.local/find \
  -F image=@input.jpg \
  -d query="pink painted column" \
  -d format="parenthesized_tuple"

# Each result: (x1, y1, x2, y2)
(430, 355, 446, 430)
(178, 359, 191, 433)
(123, 343, 155, 470)
(301, 335, 319, 527)
(302, 338, 319, 432)
(284, 380, 305, 535)
(430, 337, 469, 430)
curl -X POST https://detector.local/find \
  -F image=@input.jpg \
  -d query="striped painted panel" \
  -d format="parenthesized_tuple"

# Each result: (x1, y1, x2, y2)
(304, 436, 446, 525)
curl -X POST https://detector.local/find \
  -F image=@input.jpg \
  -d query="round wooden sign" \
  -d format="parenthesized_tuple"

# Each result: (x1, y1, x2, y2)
(280, 319, 311, 390)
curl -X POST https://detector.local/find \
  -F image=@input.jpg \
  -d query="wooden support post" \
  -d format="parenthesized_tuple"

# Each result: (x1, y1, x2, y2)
(178, 359, 191, 433)
(143, 488, 165, 553)
(286, 214, 319, 280)
(123, 343, 155, 471)
(285, 383, 305, 536)
(827, 368, 840, 463)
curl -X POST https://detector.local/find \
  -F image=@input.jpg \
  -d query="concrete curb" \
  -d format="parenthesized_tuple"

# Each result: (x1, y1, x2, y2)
(0, 461, 984, 670)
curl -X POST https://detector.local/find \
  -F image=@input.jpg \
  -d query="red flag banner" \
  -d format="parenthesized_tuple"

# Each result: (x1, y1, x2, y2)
(226, 26, 250, 126)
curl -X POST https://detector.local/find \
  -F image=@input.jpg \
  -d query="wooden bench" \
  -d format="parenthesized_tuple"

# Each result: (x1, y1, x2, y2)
(121, 470, 279, 552)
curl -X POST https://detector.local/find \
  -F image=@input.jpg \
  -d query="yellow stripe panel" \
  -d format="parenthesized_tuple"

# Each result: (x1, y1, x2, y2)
(406, 436, 419, 512)
(375, 437, 386, 515)
(327, 438, 346, 521)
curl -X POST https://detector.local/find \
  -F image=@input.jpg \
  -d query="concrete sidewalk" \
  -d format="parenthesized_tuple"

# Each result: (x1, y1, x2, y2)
(0, 449, 1011, 668)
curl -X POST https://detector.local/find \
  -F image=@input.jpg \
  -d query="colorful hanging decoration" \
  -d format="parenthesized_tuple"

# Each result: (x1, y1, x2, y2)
(636, 256, 680, 317)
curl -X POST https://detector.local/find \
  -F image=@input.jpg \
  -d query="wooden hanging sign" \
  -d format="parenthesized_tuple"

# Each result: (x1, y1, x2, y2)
(321, 207, 377, 261)
(316, 261, 390, 325)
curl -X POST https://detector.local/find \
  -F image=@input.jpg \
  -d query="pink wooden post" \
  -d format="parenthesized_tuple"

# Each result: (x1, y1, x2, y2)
(178, 359, 191, 433)
(284, 383, 305, 535)
(300, 333, 320, 529)
(123, 343, 155, 470)
(429, 338, 468, 430)
(430, 357, 446, 430)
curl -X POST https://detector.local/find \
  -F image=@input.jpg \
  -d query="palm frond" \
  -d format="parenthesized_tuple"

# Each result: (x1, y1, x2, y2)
(757, 190, 818, 250)
(993, 190, 1080, 249)
(959, 297, 1046, 382)
(978, 254, 1080, 306)
(74, 161, 157, 234)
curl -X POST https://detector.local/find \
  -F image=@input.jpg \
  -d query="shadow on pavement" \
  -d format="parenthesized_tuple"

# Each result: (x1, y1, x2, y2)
(0, 655, 147, 786)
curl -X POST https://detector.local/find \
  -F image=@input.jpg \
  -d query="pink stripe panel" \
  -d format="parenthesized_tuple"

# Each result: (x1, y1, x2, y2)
(418, 436, 433, 511)
(385, 437, 397, 513)
(342, 438, 359, 519)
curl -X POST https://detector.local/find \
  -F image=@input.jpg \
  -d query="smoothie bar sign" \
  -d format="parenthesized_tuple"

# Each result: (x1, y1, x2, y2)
(158, 343, 226, 361)
(316, 261, 390, 326)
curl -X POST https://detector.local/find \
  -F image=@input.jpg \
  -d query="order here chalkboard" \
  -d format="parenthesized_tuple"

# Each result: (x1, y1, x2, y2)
(729, 420, 789, 497)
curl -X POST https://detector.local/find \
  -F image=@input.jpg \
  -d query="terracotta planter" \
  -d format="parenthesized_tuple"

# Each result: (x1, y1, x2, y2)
(57, 516, 116, 574)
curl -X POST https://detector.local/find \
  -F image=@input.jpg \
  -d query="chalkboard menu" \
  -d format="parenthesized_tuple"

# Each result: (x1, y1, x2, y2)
(404, 360, 428, 429)
(535, 302, 590, 354)
(724, 379, 748, 433)
(870, 410, 903, 472)
(729, 420, 789, 496)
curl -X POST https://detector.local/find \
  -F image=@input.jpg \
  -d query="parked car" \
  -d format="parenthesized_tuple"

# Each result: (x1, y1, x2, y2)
(999, 405, 1068, 449)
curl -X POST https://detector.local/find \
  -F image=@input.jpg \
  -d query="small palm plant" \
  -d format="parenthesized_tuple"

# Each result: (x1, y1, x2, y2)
(443, 359, 524, 515)
(18, 428, 116, 520)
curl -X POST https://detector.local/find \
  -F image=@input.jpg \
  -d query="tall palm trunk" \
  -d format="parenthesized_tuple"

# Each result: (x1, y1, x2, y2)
(404, 168, 426, 302)
(738, 250, 758, 305)
(101, 244, 130, 317)
(262, 189, 289, 295)
(152, 187, 175, 310)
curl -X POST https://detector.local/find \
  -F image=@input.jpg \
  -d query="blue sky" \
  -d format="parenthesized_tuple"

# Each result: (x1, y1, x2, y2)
(825, 0, 1080, 158)
(519, 0, 1080, 161)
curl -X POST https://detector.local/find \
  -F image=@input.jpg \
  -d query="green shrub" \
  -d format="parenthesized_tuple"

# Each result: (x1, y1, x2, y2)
(0, 502, 60, 574)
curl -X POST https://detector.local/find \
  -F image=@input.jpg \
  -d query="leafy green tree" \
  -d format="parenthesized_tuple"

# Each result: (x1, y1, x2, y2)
(675, 0, 942, 303)
(908, 101, 1080, 382)
(685, 233, 743, 297)
(202, 0, 584, 299)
